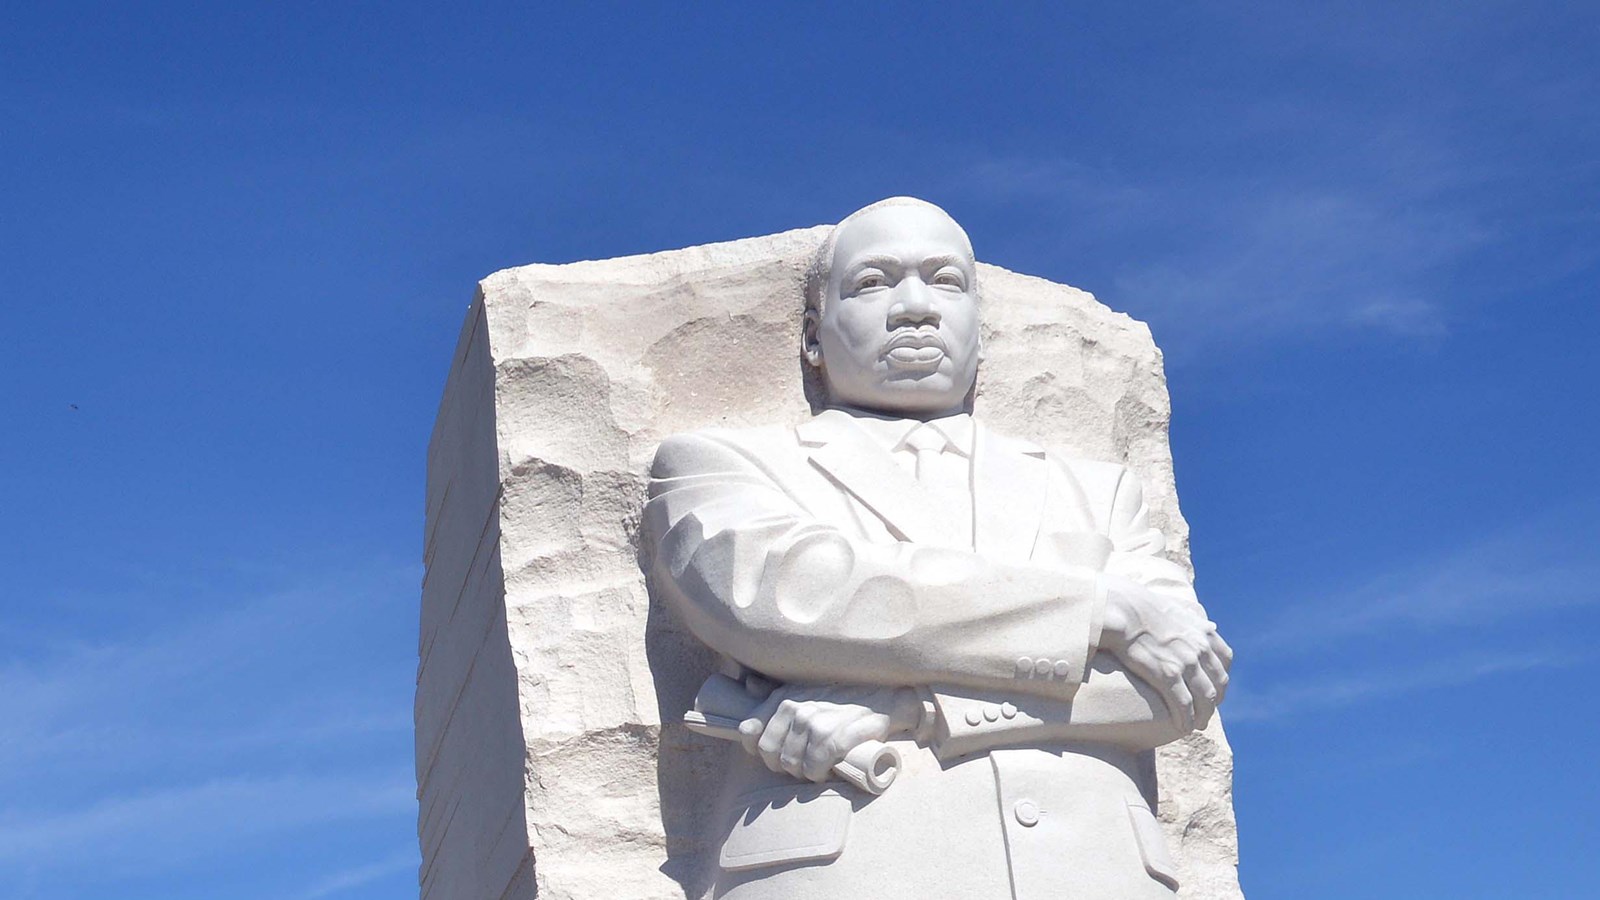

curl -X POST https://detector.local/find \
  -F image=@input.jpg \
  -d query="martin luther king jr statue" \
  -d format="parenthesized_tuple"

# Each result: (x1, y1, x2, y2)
(644, 197, 1232, 900)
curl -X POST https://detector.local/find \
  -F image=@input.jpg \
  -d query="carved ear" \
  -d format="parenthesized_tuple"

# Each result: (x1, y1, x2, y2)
(801, 309, 823, 367)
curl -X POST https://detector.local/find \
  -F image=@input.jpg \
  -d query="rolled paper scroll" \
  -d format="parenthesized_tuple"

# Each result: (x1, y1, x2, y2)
(683, 674, 902, 795)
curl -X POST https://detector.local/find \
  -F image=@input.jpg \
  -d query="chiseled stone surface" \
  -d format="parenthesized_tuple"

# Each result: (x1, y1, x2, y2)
(418, 225, 1242, 899)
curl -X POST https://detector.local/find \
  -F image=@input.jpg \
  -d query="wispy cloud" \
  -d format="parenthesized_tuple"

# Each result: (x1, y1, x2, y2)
(298, 852, 418, 899)
(0, 772, 415, 870)
(1224, 648, 1583, 723)
(0, 563, 419, 891)
(1248, 521, 1600, 655)
(1110, 187, 1474, 342)
(957, 151, 1489, 351)
(1223, 511, 1599, 726)
(0, 567, 416, 780)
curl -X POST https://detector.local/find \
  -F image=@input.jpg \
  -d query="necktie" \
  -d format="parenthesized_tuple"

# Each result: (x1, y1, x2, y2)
(902, 424, 948, 482)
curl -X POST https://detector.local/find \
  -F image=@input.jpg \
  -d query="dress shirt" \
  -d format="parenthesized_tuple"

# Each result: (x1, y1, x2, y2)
(833, 408, 975, 549)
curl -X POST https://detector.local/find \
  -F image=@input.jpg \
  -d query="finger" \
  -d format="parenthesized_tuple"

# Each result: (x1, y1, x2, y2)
(756, 699, 798, 773)
(1207, 627, 1234, 668)
(798, 710, 845, 782)
(1126, 643, 1194, 733)
(1122, 640, 1162, 686)
(802, 742, 837, 782)
(738, 718, 763, 756)
(802, 731, 844, 783)
(741, 690, 787, 756)
(1159, 660, 1195, 734)
(1198, 648, 1229, 702)
(780, 723, 810, 779)
(1183, 660, 1218, 730)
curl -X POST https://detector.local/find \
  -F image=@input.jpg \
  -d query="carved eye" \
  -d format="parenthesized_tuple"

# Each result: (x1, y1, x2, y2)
(855, 273, 888, 292)
(932, 269, 965, 290)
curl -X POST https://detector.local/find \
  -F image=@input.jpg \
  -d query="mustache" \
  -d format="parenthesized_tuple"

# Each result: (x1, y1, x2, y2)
(882, 328, 947, 352)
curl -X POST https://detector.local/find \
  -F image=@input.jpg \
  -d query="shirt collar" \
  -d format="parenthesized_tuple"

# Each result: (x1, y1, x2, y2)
(826, 406, 975, 458)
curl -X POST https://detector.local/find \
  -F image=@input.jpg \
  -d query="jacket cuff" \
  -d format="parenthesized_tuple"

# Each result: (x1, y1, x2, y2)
(1088, 573, 1109, 672)
(912, 685, 939, 745)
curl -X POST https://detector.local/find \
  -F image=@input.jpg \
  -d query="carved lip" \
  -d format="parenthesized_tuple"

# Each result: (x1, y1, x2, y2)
(882, 329, 946, 353)
(882, 330, 946, 367)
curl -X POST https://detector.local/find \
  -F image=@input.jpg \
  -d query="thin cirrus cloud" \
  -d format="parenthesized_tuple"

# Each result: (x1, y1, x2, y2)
(1110, 188, 1471, 342)
(1222, 648, 1581, 724)
(0, 563, 418, 892)
(956, 152, 1489, 352)
(1246, 517, 1600, 655)
(297, 851, 420, 900)
(0, 567, 416, 781)
(1225, 512, 1598, 724)
(0, 771, 415, 870)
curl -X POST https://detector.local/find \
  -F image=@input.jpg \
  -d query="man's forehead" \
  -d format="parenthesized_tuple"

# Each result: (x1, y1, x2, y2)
(832, 205, 973, 269)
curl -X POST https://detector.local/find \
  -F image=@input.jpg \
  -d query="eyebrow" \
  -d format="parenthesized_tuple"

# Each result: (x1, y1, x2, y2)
(844, 254, 906, 274)
(844, 253, 970, 273)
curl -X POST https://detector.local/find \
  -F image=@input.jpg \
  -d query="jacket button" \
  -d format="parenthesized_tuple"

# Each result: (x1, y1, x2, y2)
(1000, 702, 1017, 719)
(983, 704, 1000, 722)
(1014, 800, 1040, 827)
(965, 709, 983, 727)
(1034, 659, 1053, 677)
(1015, 656, 1034, 676)
(1053, 660, 1072, 678)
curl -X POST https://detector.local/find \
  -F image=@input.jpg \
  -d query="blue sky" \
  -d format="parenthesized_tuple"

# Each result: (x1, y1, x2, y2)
(3, 2, 1597, 897)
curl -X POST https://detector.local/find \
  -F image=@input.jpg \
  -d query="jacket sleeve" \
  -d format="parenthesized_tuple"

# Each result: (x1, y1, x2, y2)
(1101, 464, 1204, 612)
(644, 430, 1108, 700)
(927, 462, 1208, 754)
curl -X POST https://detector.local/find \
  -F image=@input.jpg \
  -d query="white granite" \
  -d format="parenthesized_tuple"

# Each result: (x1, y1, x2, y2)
(417, 216, 1242, 899)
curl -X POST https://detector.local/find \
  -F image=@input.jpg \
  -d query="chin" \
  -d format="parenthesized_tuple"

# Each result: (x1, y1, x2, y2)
(871, 378, 966, 413)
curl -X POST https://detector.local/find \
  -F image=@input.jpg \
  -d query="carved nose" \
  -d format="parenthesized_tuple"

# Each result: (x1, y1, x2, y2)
(889, 279, 939, 326)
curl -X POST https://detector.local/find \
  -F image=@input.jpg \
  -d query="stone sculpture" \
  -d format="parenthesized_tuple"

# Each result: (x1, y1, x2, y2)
(417, 199, 1242, 900)
(644, 198, 1232, 899)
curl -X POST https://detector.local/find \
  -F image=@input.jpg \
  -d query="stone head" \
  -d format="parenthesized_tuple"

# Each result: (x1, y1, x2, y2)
(802, 197, 980, 419)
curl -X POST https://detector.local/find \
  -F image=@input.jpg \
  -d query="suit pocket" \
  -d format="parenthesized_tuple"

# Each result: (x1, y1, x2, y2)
(1126, 801, 1180, 890)
(719, 783, 853, 872)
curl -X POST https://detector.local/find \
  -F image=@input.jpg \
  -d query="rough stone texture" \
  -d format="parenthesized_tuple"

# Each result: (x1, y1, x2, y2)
(418, 226, 1242, 900)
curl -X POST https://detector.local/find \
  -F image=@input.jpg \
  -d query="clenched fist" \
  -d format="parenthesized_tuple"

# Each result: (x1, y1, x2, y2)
(738, 683, 921, 782)
(1099, 576, 1233, 734)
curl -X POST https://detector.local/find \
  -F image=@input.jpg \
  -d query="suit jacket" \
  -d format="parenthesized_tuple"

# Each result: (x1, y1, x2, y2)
(645, 408, 1205, 900)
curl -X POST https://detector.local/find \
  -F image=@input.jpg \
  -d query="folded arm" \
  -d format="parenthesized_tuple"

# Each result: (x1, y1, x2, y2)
(929, 460, 1231, 751)
(645, 430, 1107, 700)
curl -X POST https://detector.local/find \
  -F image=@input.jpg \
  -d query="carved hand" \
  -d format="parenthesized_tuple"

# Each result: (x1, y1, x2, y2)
(738, 684, 922, 782)
(1098, 576, 1233, 734)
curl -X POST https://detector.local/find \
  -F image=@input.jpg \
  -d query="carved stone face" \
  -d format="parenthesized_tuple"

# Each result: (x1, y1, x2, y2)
(805, 204, 980, 418)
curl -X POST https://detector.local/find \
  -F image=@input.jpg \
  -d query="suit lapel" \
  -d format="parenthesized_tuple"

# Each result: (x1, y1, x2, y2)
(798, 411, 948, 545)
(972, 424, 1050, 562)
